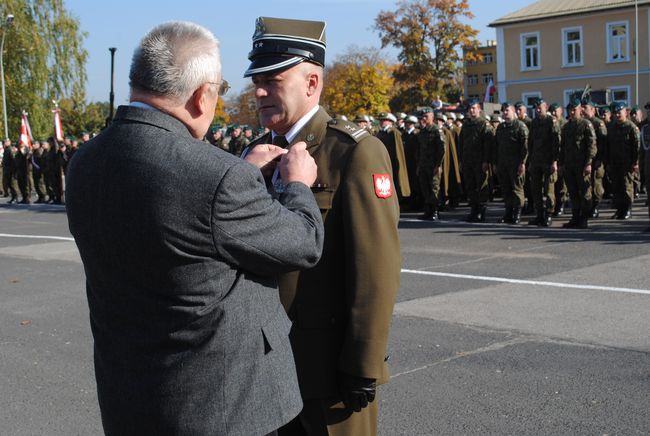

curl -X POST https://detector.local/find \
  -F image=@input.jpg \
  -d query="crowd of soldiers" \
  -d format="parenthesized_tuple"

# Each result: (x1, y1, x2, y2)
(1, 133, 90, 205)
(350, 97, 649, 231)
(4, 100, 648, 233)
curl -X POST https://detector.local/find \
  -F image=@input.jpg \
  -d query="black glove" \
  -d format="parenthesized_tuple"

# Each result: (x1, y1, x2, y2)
(338, 372, 376, 412)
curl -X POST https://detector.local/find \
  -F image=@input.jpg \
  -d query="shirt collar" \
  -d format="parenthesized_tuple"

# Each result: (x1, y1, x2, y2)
(272, 105, 319, 144)
(129, 101, 157, 111)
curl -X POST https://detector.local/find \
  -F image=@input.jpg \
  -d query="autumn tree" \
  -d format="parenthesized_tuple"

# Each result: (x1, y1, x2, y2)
(374, 0, 479, 109)
(0, 0, 88, 140)
(321, 46, 395, 117)
(225, 83, 259, 127)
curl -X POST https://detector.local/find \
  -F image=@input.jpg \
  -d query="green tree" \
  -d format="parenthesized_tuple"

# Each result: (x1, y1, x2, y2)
(0, 0, 87, 140)
(375, 0, 479, 109)
(322, 46, 395, 116)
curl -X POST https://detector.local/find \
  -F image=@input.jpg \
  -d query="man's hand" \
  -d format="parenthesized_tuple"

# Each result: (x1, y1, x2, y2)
(481, 162, 489, 172)
(583, 164, 592, 176)
(279, 141, 317, 187)
(244, 144, 287, 178)
(550, 161, 558, 174)
(338, 372, 376, 412)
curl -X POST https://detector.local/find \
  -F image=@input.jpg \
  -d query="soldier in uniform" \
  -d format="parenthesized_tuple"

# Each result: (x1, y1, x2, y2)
(494, 102, 528, 224)
(606, 101, 640, 220)
(45, 137, 64, 204)
(14, 141, 31, 204)
(515, 101, 534, 215)
(441, 112, 462, 209)
(550, 102, 569, 216)
(2, 139, 16, 201)
(528, 99, 560, 226)
(402, 114, 421, 210)
(228, 124, 249, 157)
(375, 112, 411, 200)
(31, 141, 47, 203)
(353, 114, 371, 132)
(582, 100, 608, 218)
(559, 98, 597, 229)
(416, 108, 444, 220)
(458, 98, 492, 222)
(244, 17, 400, 435)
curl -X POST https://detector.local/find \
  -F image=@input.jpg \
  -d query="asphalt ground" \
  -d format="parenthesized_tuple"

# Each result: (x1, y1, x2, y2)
(0, 195, 648, 435)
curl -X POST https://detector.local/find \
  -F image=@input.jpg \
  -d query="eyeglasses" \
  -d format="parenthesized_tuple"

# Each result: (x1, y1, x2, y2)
(207, 79, 230, 96)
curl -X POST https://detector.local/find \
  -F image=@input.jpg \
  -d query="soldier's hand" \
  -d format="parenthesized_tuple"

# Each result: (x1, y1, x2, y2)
(244, 144, 288, 177)
(583, 164, 592, 176)
(481, 162, 489, 172)
(550, 162, 558, 174)
(279, 141, 317, 187)
(338, 372, 376, 412)
(433, 166, 441, 176)
(632, 163, 640, 173)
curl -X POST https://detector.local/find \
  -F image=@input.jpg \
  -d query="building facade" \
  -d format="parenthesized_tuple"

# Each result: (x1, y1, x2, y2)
(464, 41, 498, 103)
(490, 0, 650, 108)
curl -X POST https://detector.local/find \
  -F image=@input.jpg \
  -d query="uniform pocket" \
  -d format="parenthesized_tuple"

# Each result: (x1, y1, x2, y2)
(312, 189, 333, 211)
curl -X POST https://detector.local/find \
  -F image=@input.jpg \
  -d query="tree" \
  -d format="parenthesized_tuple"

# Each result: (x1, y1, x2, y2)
(58, 98, 108, 136)
(322, 46, 395, 116)
(0, 0, 87, 140)
(225, 83, 259, 127)
(374, 0, 480, 110)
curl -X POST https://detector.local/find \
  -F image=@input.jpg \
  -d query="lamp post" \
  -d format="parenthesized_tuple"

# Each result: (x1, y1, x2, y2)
(1, 14, 14, 141)
(107, 47, 116, 127)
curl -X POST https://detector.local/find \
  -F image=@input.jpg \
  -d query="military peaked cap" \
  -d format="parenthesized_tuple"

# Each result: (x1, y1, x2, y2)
(244, 17, 326, 77)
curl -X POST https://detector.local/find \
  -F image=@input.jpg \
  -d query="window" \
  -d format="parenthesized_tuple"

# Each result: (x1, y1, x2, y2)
(607, 21, 629, 62)
(562, 27, 583, 67)
(483, 52, 493, 64)
(482, 73, 493, 85)
(467, 74, 479, 86)
(609, 86, 630, 106)
(520, 32, 540, 71)
(522, 92, 541, 108)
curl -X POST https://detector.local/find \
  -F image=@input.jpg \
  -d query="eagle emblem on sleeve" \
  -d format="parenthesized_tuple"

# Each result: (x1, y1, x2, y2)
(373, 173, 393, 199)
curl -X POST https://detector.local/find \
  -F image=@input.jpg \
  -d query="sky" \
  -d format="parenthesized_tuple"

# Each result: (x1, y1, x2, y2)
(61, 0, 539, 104)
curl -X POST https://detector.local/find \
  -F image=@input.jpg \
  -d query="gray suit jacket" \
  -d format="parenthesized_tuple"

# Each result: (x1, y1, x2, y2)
(66, 106, 324, 435)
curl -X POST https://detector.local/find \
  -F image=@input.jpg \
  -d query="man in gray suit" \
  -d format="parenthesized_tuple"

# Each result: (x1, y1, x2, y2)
(66, 21, 324, 436)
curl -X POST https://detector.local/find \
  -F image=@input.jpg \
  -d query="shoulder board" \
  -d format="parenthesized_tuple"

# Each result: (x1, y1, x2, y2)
(327, 118, 370, 143)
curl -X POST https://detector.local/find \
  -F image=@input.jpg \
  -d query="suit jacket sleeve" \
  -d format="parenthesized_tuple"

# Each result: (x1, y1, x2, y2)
(338, 137, 401, 379)
(211, 160, 324, 276)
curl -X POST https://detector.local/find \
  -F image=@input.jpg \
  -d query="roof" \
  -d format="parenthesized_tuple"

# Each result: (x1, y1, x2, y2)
(490, 0, 650, 27)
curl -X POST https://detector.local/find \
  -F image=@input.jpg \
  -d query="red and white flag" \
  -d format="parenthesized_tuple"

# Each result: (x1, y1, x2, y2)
(52, 104, 64, 141)
(19, 111, 33, 149)
(484, 79, 496, 103)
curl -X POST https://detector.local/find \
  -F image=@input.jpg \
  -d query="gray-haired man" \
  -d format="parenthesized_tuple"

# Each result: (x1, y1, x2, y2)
(66, 21, 324, 436)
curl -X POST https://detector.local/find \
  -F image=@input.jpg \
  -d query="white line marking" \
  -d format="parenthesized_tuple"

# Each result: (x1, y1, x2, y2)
(0, 233, 74, 242)
(401, 269, 650, 296)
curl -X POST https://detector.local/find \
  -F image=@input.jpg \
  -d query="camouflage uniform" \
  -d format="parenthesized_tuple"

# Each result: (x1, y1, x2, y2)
(586, 115, 608, 217)
(417, 124, 445, 218)
(495, 119, 528, 223)
(528, 113, 561, 225)
(458, 116, 492, 221)
(559, 118, 597, 228)
(606, 119, 640, 219)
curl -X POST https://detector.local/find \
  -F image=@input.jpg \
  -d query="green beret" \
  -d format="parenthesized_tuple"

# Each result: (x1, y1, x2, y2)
(514, 101, 526, 109)
(566, 98, 582, 110)
(549, 103, 560, 112)
(612, 101, 626, 112)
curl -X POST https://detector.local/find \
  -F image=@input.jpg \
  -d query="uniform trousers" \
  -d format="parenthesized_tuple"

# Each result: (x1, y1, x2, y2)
(530, 166, 557, 212)
(497, 164, 525, 209)
(418, 167, 441, 208)
(591, 163, 605, 205)
(279, 396, 378, 436)
(462, 163, 489, 206)
(563, 166, 592, 216)
(609, 165, 635, 211)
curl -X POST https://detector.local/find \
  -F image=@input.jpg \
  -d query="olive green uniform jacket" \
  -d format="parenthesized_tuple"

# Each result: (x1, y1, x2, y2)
(249, 107, 401, 400)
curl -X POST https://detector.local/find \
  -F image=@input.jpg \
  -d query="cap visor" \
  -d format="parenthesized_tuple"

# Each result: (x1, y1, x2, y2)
(244, 55, 304, 77)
